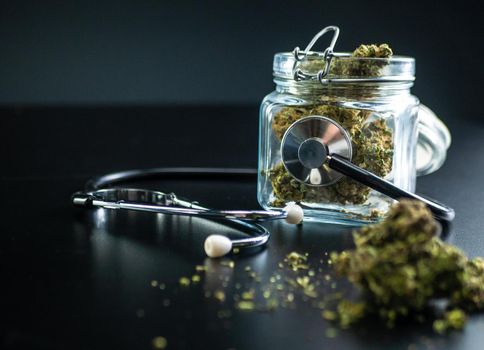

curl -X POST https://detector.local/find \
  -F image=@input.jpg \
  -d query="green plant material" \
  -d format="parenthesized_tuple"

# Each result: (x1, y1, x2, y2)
(214, 290, 226, 303)
(433, 309, 467, 334)
(296, 276, 318, 298)
(178, 277, 190, 287)
(330, 200, 484, 331)
(221, 260, 235, 268)
(299, 43, 393, 78)
(152, 336, 168, 349)
(353, 43, 393, 58)
(332, 44, 393, 77)
(236, 300, 255, 311)
(270, 104, 393, 206)
(285, 252, 309, 271)
(322, 309, 337, 321)
(195, 265, 207, 272)
(191, 275, 201, 283)
(268, 43, 394, 207)
(268, 162, 307, 207)
(337, 300, 366, 329)
(241, 289, 256, 300)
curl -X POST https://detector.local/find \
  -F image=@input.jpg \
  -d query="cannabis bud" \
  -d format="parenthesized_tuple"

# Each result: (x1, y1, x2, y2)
(332, 43, 393, 77)
(330, 200, 484, 332)
(299, 43, 393, 77)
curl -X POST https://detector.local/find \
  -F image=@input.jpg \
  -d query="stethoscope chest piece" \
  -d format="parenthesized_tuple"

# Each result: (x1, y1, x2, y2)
(280, 115, 455, 221)
(281, 116, 352, 186)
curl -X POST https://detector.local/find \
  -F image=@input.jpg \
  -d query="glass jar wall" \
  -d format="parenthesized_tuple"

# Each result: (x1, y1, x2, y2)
(258, 53, 420, 225)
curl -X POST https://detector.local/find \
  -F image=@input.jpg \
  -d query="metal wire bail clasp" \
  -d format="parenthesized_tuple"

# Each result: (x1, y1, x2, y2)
(292, 26, 340, 83)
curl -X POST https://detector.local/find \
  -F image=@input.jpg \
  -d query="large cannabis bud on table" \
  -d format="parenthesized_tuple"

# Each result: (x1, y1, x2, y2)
(330, 200, 484, 332)
(269, 44, 394, 207)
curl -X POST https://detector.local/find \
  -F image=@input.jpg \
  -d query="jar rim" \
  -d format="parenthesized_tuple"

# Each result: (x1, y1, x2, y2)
(273, 52, 416, 83)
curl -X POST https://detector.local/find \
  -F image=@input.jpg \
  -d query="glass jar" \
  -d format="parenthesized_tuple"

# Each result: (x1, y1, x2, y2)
(257, 28, 450, 225)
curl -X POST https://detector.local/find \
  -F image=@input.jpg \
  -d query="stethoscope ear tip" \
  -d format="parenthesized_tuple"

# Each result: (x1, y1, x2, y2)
(204, 235, 233, 258)
(283, 203, 304, 225)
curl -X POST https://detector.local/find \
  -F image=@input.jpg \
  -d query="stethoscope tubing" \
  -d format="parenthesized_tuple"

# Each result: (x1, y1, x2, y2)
(72, 165, 453, 257)
(73, 169, 280, 255)
(74, 192, 286, 222)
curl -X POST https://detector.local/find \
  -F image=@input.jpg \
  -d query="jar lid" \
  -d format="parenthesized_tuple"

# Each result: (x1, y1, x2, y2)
(273, 26, 415, 84)
(273, 52, 415, 83)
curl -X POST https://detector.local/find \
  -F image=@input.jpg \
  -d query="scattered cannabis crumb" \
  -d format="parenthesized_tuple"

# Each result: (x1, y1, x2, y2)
(322, 309, 337, 321)
(241, 288, 255, 300)
(214, 290, 226, 303)
(152, 336, 167, 349)
(330, 199, 484, 332)
(236, 300, 256, 311)
(286, 251, 309, 271)
(191, 275, 201, 283)
(221, 260, 235, 269)
(178, 277, 190, 287)
(195, 265, 207, 272)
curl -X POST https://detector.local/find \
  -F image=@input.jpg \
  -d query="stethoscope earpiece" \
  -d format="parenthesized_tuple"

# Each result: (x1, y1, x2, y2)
(283, 203, 304, 225)
(204, 235, 233, 258)
(203, 203, 304, 258)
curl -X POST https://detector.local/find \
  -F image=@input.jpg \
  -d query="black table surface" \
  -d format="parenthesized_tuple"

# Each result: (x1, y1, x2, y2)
(1, 106, 484, 350)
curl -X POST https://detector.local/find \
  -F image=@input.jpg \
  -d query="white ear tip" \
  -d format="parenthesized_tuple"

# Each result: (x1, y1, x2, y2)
(204, 235, 233, 258)
(283, 203, 304, 224)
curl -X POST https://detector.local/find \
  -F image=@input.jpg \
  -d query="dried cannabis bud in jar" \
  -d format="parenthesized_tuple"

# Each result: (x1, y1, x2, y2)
(330, 200, 484, 332)
(270, 105, 392, 206)
(298, 44, 393, 78)
(333, 43, 393, 77)
(268, 44, 394, 207)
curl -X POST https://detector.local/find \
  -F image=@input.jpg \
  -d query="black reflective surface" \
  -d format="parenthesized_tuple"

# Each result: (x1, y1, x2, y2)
(1, 106, 484, 350)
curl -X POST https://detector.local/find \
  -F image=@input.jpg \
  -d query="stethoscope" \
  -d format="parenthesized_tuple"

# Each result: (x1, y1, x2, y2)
(72, 168, 296, 258)
(72, 116, 454, 258)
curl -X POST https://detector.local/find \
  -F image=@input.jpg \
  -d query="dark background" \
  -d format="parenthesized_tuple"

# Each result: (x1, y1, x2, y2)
(0, 0, 482, 121)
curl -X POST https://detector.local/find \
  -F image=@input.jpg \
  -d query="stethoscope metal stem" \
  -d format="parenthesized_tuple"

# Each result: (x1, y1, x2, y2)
(71, 181, 282, 257)
(73, 194, 287, 222)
